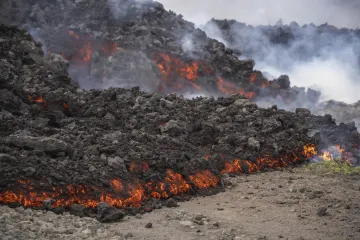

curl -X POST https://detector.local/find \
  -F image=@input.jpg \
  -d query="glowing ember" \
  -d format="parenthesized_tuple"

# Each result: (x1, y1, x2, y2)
(28, 95, 70, 111)
(28, 95, 47, 107)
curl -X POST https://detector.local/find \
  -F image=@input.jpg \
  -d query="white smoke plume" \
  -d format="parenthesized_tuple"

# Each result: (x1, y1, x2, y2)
(159, 0, 360, 28)
(160, 0, 360, 104)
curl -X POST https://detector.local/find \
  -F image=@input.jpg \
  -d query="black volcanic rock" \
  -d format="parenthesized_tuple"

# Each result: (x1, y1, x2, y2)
(0, 5, 360, 221)
(0, 0, 317, 104)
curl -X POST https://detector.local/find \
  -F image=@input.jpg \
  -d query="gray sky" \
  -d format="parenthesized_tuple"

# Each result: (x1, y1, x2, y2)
(159, 0, 360, 28)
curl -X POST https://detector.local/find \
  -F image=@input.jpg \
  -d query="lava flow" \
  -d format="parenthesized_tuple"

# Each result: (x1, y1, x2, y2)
(60, 30, 118, 63)
(217, 77, 256, 99)
(153, 53, 269, 99)
(153, 53, 210, 92)
(2, 143, 350, 211)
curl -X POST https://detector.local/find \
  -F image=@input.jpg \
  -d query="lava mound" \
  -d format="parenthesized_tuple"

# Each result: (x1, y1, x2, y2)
(0, 24, 360, 221)
(0, 0, 320, 105)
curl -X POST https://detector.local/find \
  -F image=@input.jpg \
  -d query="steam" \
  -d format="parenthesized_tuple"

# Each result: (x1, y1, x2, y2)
(160, 0, 360, 28)
(202, 20, 360, 104)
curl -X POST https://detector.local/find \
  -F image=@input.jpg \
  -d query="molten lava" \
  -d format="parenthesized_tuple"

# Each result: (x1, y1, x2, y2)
(217, 77, 256, 99)
(189, 170, 219, 189)
(61, 30, 118, 63)
(0, 144, 355, 210)
(153, 53, 211, 92)
(249, 73, 257, 83)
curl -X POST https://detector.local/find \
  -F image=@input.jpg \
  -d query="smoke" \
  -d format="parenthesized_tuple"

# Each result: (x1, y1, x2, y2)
(201, 19, 360, 104)
(160, 0, 360, 28)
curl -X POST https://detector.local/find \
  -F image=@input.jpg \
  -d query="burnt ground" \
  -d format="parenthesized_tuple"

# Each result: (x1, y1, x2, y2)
(1, 168, 360, 240)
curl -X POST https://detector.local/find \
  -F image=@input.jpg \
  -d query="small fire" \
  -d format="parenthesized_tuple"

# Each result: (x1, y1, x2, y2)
(302, 144, 317, 158)
(318, 144, 353, 165)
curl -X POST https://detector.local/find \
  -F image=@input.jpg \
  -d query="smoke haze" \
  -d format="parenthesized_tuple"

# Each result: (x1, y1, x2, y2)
(160, 0, 360, 28)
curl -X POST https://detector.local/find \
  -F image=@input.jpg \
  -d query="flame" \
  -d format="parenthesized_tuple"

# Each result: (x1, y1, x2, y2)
(302, 144, 317, 158)
(318, 144, 353, 165)
(0, 144, 355, 210)
(217, 77, 256, 99)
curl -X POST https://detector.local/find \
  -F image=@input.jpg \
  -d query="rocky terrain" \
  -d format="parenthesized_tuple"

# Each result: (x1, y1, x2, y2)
(1, 168, 360, 240)
(0, 0, 319, 104)
(203, 19, 360, 125)
(1, 20, 360, 221)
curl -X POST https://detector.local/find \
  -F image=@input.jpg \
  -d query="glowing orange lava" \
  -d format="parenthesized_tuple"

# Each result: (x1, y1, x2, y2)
(63, 30, 118, 63)
(249, 73, 257, 83)
(217, 77, 256, 99)
(0, 144, 355, 210)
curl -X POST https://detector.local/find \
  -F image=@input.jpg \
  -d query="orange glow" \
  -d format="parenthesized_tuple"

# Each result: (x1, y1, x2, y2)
(189, 170, 219, 189)
(101, 42, 118, 55)
(165, 169, 191, 195)
(28, 95, 47, 108)
(130, 161, 149, 173)
(217, 77, 256, 99)
(154, 53, 201, 81)
(302, 144, 317, 158)
(64, 30, 118, 63)
(28, 95, 46, 104)
(110, 179, 124, 192)
(221, 159, 242, 174)
(249, 73, 257, 83)
(318, 145, 353, 165)
(0, 143, 355, 210)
